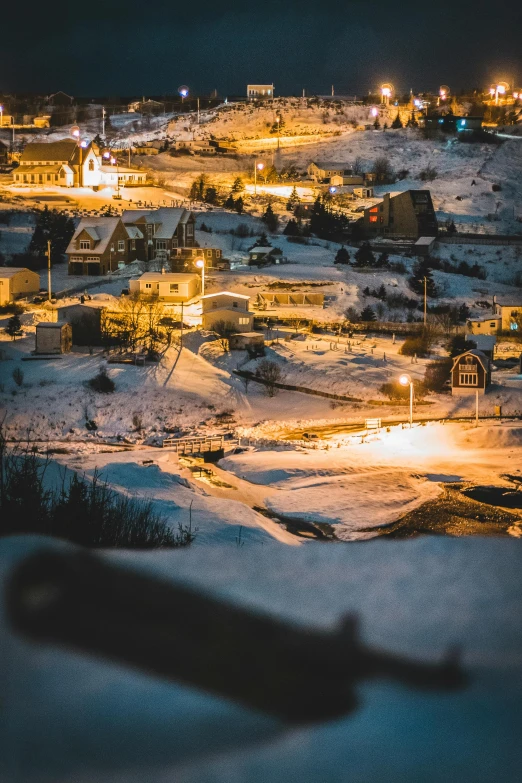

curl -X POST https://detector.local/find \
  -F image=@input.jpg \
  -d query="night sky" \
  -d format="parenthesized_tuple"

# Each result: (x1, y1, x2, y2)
(2, 0, 521, 97)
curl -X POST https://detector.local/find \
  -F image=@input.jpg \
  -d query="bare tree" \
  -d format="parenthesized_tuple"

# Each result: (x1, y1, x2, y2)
(212, 320, 236, 351)
(256, 359, 285, 397)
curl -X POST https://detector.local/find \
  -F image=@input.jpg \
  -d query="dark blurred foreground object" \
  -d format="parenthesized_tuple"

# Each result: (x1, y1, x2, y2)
(6, 550, 467, 723)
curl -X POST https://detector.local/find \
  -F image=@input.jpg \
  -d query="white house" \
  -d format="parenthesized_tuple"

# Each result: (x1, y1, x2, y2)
(201, 291, 254, 332)
(12, 140, 146, 190)
(129, 272, 201, 303)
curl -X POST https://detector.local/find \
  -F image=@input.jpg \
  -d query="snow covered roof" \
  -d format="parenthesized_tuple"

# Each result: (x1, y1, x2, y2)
(494, 295, 522, 307)
(136, 273, 199, 282)
(66, 217, 121, 255)
(125, 226, 144, 240)
(36, 321, 68, 328)
(200, 291, 250, 300)
(0, 267, 38, 278)
(415, 236, 436, 246)
(122, 208, 193, 239)
(451, 349, 490, 371)
(311, 162, 349, 170)
(83, 227, 100, 241)
(466, 334, 496, 350)
(249, 246, 277, 254)
(19, 139, 77, 163)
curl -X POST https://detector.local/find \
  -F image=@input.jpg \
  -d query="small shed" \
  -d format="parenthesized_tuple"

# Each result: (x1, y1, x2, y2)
(248, 247, 283, 266)
(35, 322, 72, 355)
(0, 268, 40, 305)
(414, 236, 437, 257)
(229, 332, 265, 351)
(465, 333, 496, 360)
(451, 349, 491, 396)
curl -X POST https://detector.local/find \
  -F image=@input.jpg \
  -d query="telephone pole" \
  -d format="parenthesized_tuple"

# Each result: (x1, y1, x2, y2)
(47, 240, 52, 302)
(423, 276, 427, 327)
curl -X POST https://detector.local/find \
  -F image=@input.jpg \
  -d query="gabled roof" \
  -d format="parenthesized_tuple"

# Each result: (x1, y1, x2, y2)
(136, 272, 199, 282)
(122, 207, 194, 239)
(0, 267, 39, 278)
(451, 349, 490, 372)
(20, 140, 78, 163)
(493, 296, 522, 307)
(200, 291, 250, 300)
(66, 217, 122, 256)
(83, 227, 100, 241)
(249, 246, 277, 253)
(125, 226, 144, 240)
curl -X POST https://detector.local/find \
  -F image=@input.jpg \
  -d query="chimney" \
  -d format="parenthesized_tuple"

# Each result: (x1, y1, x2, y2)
(161, 267, 165, 275)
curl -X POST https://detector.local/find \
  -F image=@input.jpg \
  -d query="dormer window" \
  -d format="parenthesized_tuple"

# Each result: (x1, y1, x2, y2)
(79, 239, 90, 249)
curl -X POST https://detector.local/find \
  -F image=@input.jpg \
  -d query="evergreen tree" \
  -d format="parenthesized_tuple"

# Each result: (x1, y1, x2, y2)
(283, 218, 300, 236)
(377, 251, 389, 268)
(251, 232, 270, 249)
(406, 110, 418, 128)
(29, 206, 75, 259)
(360, 305, 376, 322)
(391, 112, 403, 129)
(235, 196, 244, 214)
(376, 283, 387, 301)
(224, 193, 235, 209)
(232, 177, 244, 193)
(204, 186, 219, 205)
(189, 174, 208, 201)
(286, 186, 300, 212)
(262, 203, 279, 232)
(409, 259, 437, 297)
(353, 242, 376, 267)
(334, 246, 350, 264)
(6, 314, 22, 339)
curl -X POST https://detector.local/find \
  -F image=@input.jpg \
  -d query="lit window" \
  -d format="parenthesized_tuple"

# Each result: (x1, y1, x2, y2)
(369, 207, 378, 213)
(239, 317, 250, 325)
(369, 216, 378, 223)
(110, 244, 115, 252)
(118, 240, 125, 252)
(459, 373, 478, 386)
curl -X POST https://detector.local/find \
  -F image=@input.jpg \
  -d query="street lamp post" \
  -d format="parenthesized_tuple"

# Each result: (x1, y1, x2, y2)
(0, 105, 3, 127)
(111, 156, 121, 199)
(399, 373, 414, 428)
(254, 161, 264, 197)
(195, 258, 205, 296)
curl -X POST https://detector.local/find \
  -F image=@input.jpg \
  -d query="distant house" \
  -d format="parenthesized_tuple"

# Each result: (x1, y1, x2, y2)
(0, 268, 40, 305)
(35, 322, 72, 355)
(0, 140, 8, 166)
(13, 139, 146, 189)
(122, 207, 196, 262)
(466, 316, 501, 335)
(353, 186, 374, 199)
(247, 84, 274, 100)
(465, 333, 496, 359)
(46, 91, 74, 106)
(66, 217, 143, 275)
(229, 332, 265, 351)
(201, 291, 254, 332)
(362, 190, 438, 239)
(420, 115, 483, 133)
(492, 296, 522, 332)
(129, 272, 201, 302)
(174, 140, 216, 155)
(171, 246, 227, 271)
(308, 162, 354, 182)
(329, 173, 365, 187)
(451, 349, 491, 396)
(248, 246, 283, 266)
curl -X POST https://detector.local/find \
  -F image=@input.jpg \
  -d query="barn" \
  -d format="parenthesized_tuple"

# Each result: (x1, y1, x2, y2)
(451, 349, 491, 396)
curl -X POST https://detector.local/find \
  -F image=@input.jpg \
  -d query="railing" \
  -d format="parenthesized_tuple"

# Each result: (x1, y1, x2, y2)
(162, 435, 233, 453)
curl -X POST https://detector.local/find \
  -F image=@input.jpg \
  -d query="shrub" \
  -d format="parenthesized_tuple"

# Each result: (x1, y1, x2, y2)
(5, 314, 22, 339)
(379, 379, 424, 400)
(424, 359, 452, 392)
(419, 165, 438, 182)
(88, 367, 115, 393)
(399, 336, 431, 357)
(12, 367, 24, 387)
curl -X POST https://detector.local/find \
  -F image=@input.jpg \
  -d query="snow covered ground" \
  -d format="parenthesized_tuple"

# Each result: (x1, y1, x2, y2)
(1, 533, 521, 782)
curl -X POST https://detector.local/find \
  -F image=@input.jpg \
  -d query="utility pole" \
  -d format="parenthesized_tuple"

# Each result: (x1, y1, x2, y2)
(180, 301, 184, 348)
(197, 98, 200, 124)
(475, 389, 479, 427)
(423, 276, 427, 327)
(102, 106, 106, 138)
(47, 240, 52, 302)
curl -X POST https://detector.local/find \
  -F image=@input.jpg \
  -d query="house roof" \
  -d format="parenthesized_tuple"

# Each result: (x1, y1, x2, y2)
(20, 140, 78, 163)
(83, 227, 100, 241)
(200, 291, 250, 300)
(451, 349, 490, 372)
(249, 246, 276, 254)
(36, 321, 68, 329)
(494, 296, 522, 307)
(66, 217, 122, 256)
(125, 226, 144, 240)
(466, 334, 496, 350)
(0, 267, 39, 278)
(136, 273, 199, 282)
(310, 162, 348, 170)
(14, 164, 65, 175)
(122, 207, 193, 239)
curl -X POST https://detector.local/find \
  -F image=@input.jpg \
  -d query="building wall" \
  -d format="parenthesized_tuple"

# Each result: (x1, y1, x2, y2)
(35, 324, 72, 354)
(67, 221, 131, 275)
(467, 318, 501, 335)
(0, 270, 40, 304)
(451, 355, 488, 395)
(202, 294, 249, 313)
(129, 276, 200, 302)
(495, 305, 522, 331)
(202, 309, 254, 331)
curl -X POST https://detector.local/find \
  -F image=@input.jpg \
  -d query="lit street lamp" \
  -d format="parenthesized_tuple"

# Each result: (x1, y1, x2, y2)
(399, 373, 414, 428)
(254, 161, 264, 196)
(195, 257, 205, 296)
(110, 155, 121, 199)
(0, 105, 3, 127)
(381, 84, 393, 105)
